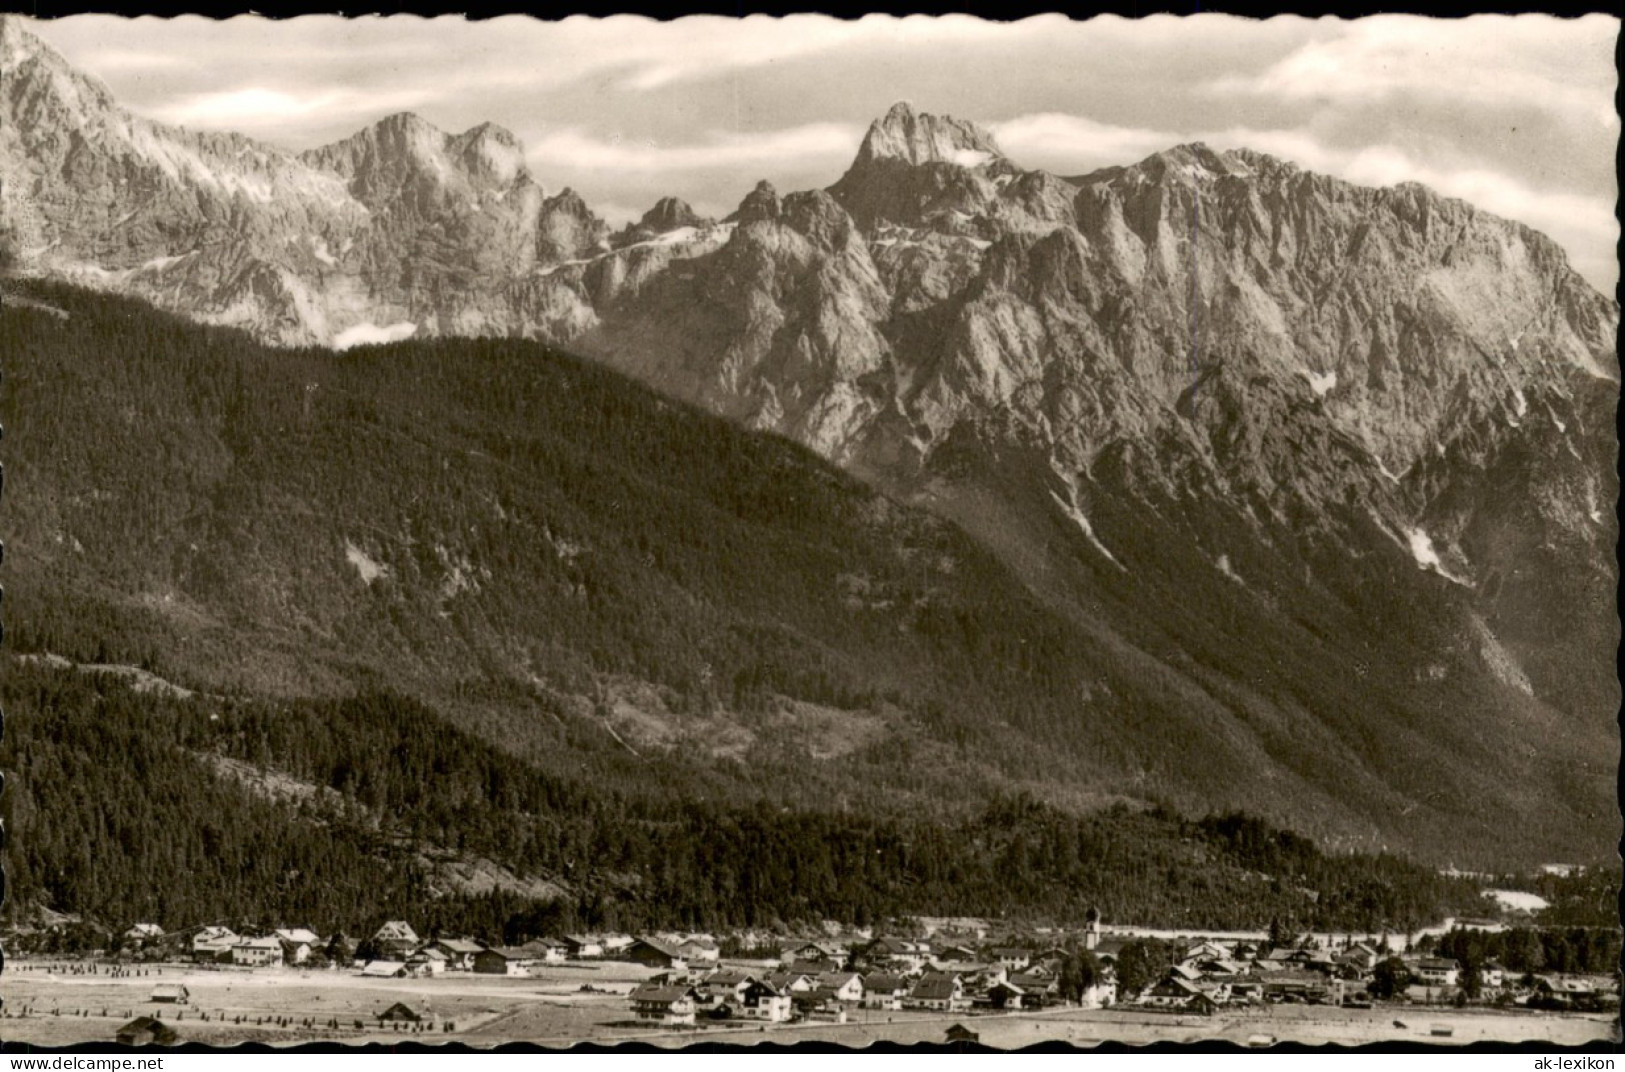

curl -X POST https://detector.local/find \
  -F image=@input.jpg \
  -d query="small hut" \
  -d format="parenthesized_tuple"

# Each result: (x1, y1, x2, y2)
(378, 1002, 423, 1023)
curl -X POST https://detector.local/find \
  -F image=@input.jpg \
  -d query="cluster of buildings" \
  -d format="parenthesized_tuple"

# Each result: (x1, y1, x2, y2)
(1128, 939, 1616, 1014)
(627, 931, 1119, 1027)
(121, 920, 719, 979)
(117, 918, 1615, 1022)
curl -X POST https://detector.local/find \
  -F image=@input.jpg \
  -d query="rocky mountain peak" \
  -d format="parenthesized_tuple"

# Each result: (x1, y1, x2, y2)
(734, 180, 782, 224)
(639, 196, 708, 233)
(0, 14, 58, 67)
(450, 122, 529, 186)
(852, 100, 1005, 170)
(1, 16, 119, 117)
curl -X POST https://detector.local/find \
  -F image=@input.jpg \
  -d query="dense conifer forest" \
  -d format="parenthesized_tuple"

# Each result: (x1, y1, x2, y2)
(3, 662, 1508, 939)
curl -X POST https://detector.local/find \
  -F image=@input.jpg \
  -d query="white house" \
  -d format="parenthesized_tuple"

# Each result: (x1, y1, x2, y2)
(124, 923, 165, 947)
(274, 928, 321, 965)
(740, 981, 793, 1022)
(862, 974, 910, 1010)
(816, 972, 865, 1004)
(192, 926, 240, 963)
(1415, 959, 1461, 987)
(232, 937, 283, 968)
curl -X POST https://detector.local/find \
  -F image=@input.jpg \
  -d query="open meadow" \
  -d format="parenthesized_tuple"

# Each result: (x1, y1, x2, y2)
(1, 959, 1616, 1049)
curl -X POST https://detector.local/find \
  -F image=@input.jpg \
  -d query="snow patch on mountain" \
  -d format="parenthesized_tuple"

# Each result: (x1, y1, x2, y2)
(334, 321, 417, 349)
(345, 541, 388, 585)
(1303, 369, 1337, 397)
(1406, 528, 1443, 570)
(1050, 490, 1127, 571)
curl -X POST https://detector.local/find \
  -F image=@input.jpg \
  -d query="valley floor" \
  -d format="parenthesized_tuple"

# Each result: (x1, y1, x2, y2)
(1, 960, 1615, 1050)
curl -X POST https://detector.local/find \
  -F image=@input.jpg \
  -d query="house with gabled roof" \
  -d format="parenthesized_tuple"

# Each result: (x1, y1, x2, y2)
(274, 928, 321, 965)
(372, 921, 420, 957)
(1415, 958, 1461, 986)
(360, 960, 409, 978)
(407, 948, 447, 976)
(1340, 943, 1380, 972)
(1010, 972, 1061, 1008)
(560, 934, 603, 959)
(378, 1002, 422, 1023)
(698, 969, 757, 1006)
(431, 937, 485, 971)
(629, 984, 698, 1026)
(933, 943, 978, 963)
(1144, 977, 1207, 1008)
(784, 940, 844, 964)
(232, 936, 283, 968)
(124, 923, 165, 947)
(149, 983, 189, 1004)
(678, 937, 720, 965)
(764, 971, 815, 994)
(626, 937, 687, 971)
(992, 947, 1033, 972)
(473, 947, 538, 976)
(859, 936, 932, 972)
(862, 973, 910, 1010)
(908, 972, 967, 1012)
(191, 926, 240, 963)
(740, 980, 792, 1022)
(816, 971, 865, 1004)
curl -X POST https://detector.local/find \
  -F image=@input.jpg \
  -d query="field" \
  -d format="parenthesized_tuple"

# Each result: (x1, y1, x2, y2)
(1, 960, 1616, 1049)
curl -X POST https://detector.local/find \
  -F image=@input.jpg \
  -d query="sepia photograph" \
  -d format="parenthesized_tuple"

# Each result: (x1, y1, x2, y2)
(0, 9, 1618, 1053)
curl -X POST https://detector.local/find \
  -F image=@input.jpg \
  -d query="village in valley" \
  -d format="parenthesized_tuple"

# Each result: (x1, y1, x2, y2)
(2, 909, 1618, 1048)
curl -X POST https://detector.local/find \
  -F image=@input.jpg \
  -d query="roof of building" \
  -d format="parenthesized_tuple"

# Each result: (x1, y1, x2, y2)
(374, 921, 419, 941)
(633, 936, 685, 959)
(1419, 958, 1461, 971)
(274, 928, 320, 945)
(434, 938, 485, 954)
(912, 975, 961, 1000)
(235, 937, 281, 950)
(360, 960, 407, 976)
(630, 985, 696, 1004)
(863, 973, 909, 992)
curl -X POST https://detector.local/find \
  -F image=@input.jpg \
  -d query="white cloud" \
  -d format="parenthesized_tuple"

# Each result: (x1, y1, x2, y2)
(991, 112, 1183, 174)
(152, 86, 435, 132)
(1211, 14, 1620, 129)
(587, 13, 1027, 92)
(528, 122, 862, 174)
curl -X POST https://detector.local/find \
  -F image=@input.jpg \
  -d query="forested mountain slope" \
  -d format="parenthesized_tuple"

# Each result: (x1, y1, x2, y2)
(0, 282, 1613, 868)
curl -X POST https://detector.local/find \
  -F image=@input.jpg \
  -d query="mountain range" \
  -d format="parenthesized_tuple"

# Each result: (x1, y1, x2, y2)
(0, 15, 1618, 869)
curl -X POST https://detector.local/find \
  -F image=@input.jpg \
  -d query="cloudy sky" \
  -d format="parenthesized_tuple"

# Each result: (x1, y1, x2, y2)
(26, 13, 1621, 292)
